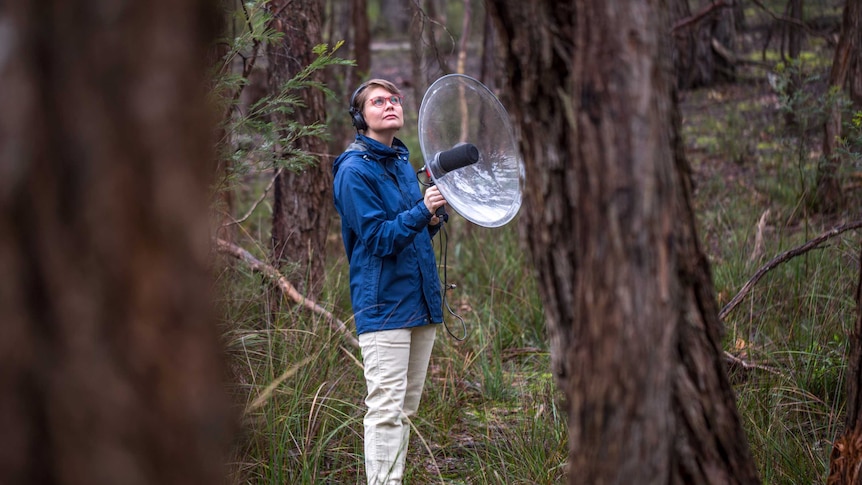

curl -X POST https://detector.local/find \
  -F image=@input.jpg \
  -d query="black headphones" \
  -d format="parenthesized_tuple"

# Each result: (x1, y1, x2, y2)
(348, 82, 369, 132)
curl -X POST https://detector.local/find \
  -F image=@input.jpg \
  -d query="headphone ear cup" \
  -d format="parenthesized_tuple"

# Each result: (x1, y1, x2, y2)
(349, 105, 367, 131)
(349, 83, 368, 132)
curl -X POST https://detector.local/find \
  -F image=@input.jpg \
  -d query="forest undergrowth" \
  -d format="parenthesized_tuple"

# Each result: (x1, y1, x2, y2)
(681, 58, 862, 483)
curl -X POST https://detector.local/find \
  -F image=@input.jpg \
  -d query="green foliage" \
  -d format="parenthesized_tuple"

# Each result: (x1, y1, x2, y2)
(210, 0, 353, 203)
(765, 58, 862, 214)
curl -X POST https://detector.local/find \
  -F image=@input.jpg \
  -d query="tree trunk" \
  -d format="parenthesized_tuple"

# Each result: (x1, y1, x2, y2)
(828, 243, 862, 484)
(267, 0, 333, 299)
(486, 0, 760, 482)
(352, 0, 370, 85)
(817, 0, 861, 213)
(378, 0, 411, 38)
(670, 0, 737, 90)
(479, 5, 502, 94)
(409, 1, 428, 114)
(0, 1, 232, 484)
(782, 0, 804, 61)
(215, 0, 237, 245)
(455, 0, 472, 75)
(425, 0, 453, 77)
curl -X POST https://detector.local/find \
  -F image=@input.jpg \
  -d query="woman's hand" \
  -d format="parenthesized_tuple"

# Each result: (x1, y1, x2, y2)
(424, 185, 447, 224)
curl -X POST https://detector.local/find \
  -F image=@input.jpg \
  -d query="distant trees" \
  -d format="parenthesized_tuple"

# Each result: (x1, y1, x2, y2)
(486, 0, 760, 482)
(0, 0, 231, 483)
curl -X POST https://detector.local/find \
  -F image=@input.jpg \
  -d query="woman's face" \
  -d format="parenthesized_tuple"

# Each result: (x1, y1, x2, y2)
(361, 86, 404, 136)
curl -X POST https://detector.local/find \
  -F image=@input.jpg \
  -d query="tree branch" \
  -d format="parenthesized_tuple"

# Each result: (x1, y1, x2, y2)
(215, 238, 359, 348)
(748, 0, 822, 39)
(719, 219, 862, 321)
(222, 168, 282, 228)
(672, 0, 730, 33)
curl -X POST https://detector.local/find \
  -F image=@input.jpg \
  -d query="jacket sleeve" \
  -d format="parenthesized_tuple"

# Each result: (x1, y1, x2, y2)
(334, 162, 433, 258)
(426, 219, 442, 238)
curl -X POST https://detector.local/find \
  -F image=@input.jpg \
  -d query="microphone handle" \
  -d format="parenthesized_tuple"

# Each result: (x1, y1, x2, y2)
(435, 205, 449, 223)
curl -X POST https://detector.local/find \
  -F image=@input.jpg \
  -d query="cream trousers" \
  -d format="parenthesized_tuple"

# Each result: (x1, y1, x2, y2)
(359, 324, 437, 485)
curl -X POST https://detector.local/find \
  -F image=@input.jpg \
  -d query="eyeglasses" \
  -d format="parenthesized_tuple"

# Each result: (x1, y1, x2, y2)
(368, 95, 403, 107)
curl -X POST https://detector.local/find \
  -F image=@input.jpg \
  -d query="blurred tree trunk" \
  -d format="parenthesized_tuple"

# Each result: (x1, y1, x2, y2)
(828, 243, 862, 484)
(215, 0, 237, 245)
(479, 5, 503, 94)
(408, 0, 456, 112)
(425, 0, 453, 76)
(323, 0, 354, 150)
(409, 2, 429, 113)
(781, 0, 804, 61)
(352, 0, 370, 87)
(455, 0, 472, 75)
(670, 0, 737, 89)
(486, 0, 760, 482)
(378, 0, 412, 38)
(267, 0, 332, 299)
(817, 0, 861, 213)
(0, 1, 232, 484)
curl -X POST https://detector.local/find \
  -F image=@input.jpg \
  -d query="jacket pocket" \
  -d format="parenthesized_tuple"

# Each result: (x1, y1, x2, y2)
(357, 257, 383, 320)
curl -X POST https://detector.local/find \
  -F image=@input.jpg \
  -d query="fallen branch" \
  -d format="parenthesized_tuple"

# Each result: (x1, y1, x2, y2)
(708, 37, 772, 70)
(723, 350, 783, 377)
(216, 238, 359, 348)
(719, 219, 862, 321)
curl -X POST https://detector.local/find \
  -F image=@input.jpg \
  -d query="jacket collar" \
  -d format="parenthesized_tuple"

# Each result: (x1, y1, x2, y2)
(355, 134, 408, 160)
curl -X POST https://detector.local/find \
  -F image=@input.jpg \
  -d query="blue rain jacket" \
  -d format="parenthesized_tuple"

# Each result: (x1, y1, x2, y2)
(332, 134, 443, 335)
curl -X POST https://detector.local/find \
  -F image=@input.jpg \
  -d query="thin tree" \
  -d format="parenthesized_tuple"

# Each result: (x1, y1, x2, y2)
(267, 0, 333, 299)
(351, 0, 371, 88)
(828, 243, 862, 484)
(409, 0, 454, 113)
(817, 0, 861, 213)
(409, 1, 429, 113)
(781, 0, 804, 61)
(479, 4, 502, 93)
(486, 0, 761, 482)
(0, 1, 232, 484)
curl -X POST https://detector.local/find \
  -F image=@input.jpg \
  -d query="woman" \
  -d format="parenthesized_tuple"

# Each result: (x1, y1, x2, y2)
(332, 79, 447, 484)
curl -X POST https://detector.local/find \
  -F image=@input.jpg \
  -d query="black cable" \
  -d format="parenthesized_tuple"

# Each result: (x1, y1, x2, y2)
(436, 220, 468, 341)
(417, 167, 467, 340)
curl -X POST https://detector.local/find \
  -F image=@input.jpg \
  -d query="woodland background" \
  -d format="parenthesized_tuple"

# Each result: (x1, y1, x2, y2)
(1, 0, 862, 484)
